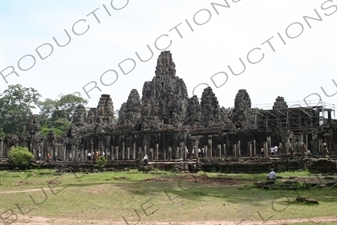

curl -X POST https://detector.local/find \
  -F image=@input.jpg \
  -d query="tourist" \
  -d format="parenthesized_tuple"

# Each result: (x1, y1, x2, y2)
(107, 151, 110, 160)
(267, 168, 276, 181)
(274, 146, 278, 157)
(102, 151, 105, 158)
(198, 148, 201, 157)
(69, 152, 72, 161)
(322, 143, 329, 157)
(186, 148, 189, 159)
(270, 147, 275, 157)
(143, 155, 148, 165)
(87, 152, 92, 161)
(260, 148, 264, 157)
(201, 148, 205, 157)
(47, 153, 51, 162)
(38, 152, 42, 161)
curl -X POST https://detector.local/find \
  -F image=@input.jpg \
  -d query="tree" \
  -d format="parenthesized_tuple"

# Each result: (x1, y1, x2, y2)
(0, 84, 41, 135)
(38, 94, 88, 136)
(8, 146, 34, 169)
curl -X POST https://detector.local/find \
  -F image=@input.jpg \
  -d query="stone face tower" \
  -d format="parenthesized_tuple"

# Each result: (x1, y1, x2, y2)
(96, 94, 114, 124)
(232, 89, 251, 129)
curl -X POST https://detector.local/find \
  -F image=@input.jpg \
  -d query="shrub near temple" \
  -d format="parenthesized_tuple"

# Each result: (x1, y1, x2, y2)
(8, 146, 34, 169)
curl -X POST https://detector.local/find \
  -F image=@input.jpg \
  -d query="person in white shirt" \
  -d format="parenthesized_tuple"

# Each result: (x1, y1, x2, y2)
(267, 169, 276, 181)
(143, 155, 148, 165)
(270, 147, 275, 157)
(274, 146, 278, 156)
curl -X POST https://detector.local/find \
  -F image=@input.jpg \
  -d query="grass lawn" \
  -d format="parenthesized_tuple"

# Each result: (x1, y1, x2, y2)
(1, 169, 337, 224)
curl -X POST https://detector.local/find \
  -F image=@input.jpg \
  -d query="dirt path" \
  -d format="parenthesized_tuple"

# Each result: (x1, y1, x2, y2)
(10, 215, 337, 225)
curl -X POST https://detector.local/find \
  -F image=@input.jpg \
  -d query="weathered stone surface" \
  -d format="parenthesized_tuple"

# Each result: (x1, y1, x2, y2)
(232, 89, 251, 129)
(200, 87, 222, 127)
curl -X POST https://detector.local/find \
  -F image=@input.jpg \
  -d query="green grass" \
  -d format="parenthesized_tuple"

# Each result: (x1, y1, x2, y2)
(1, 170, 337, 224)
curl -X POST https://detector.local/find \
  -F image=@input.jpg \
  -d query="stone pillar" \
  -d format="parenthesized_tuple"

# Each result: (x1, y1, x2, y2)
(176, 147, 180, 159)
(122, 142, 125, 160)
(75, 144, 78, 161)
(144, 145, 147, 156)
(249, 142, 252, 158)
(233, 144, 237, 157)
(149, 148, 153, 160)
(217, 145, 221, 157)
(180, 142, 184, 159)
(90, 141, 94, 157)
(111, 146, 115, 160)
(223, 144, 226, 157)
(184, 146, 187, 159)
(63, 146, 66, 161)
(253, 140, 256, 157)
(127, 147, 130, 160)
(115, 146, 119, 160)
(168, 146, 172, 161)
(267, 137, 271, 157)
(192, 139, 199, 159)
(138, 147, 143, 160)
(319, 139, 323, 153)
(208, 139, 212, 158)
(204, 146, 208, 159)
(132, 143, 136, 160)
(238, 141, 241, 157)
(163, 148, 166, 161)
(264, 142, 268, 157)
(0, 138, 4, 157)
(155, 144, 159, 160)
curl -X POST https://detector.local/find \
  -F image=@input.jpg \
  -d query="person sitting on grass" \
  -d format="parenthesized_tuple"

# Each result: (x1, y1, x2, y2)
(267, 168, 276, 182)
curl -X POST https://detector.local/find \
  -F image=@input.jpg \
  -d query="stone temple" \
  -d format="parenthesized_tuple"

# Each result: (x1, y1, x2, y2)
(0, 51, 336, 172)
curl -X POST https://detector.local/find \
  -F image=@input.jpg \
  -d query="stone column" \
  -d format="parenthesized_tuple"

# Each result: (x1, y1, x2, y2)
(217, 145, 221, 157)
(138, 147, 143, 160)
(204, 146, 208, 159)
(144, 145, 147, 156)
(319, 139, 323, 153)
(111, 146, 115, 160)
(122, 142, 125, 160)
(264, 142, 268, 157)
(133, 143, 136, 160)
(149, 148, 153, 160)
(90, 141, 94, 157)
(155, 144, 159, 160)
(163, 148, 166, 161)
(127, 147, 130, 160)
(233, 144, 236, 157)
(63, 146, 66, 161)
(253, 140, 256, 157)
(75, 144, 78, 161)
(168, 146, 172, 161)
(176, 147, 180, 159)
(249, 142, 252, 158)
(223, 144, 226, 157)
(180, 142, 184, 159)
(115, 146, 119, 160)
(267, 137, 271, 157)
(238, 141, 241, 157)
(0, 138, 4, 157)
(208, 139, 212, 158)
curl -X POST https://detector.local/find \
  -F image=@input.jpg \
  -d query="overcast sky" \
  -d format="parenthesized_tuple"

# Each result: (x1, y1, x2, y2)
(1, 0, 336, 116)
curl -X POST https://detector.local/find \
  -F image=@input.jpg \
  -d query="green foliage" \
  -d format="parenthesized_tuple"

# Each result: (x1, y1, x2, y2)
(97, 156, 107, 169)
(0, 84, 41, 134)
(38, 94, 87, 133)
(40, 125, 64, 137)
(8, 146, 34, 168)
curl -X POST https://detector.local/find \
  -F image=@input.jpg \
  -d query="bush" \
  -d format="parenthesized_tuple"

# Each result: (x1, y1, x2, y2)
(97, 156, 107, 169)
(8, 147, 34, 169)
